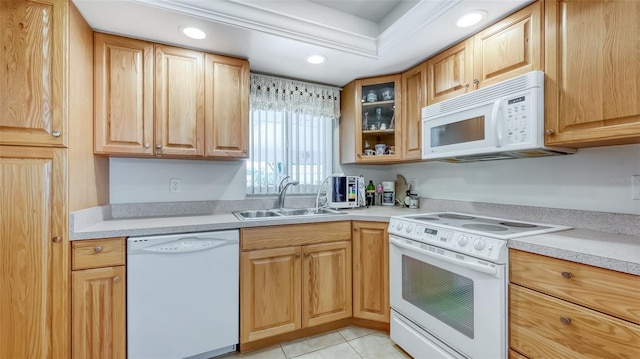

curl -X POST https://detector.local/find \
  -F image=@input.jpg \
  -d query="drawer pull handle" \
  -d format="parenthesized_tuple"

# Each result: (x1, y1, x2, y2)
(94, 246, 103, 253)
(561, 271, 573, 279)
(113, 276, 121, 283)
(560, 316, 571, 325)
(52, 236, 61, 243)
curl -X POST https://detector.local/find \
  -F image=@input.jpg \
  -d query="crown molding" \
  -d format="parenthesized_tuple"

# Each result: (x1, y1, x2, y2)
(377, 0, 461, 54)
(131, 0, 379, 58)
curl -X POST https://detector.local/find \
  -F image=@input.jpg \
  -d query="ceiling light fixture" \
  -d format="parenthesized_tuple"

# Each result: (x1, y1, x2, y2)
(456, 11, 487, 28)
(306, 55, 327, 65)
(182, 26, 206, 40)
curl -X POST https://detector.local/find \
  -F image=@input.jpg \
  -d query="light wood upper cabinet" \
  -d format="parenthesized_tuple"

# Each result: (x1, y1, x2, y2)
(155, 45, 205, 157)
(240, 246, 302, 343)
(352, 222, 389, 323)
(94, 34, 154, 156)
(72, 265, 126, 359)
(94, 34, 250, 159)
(426, 2, 542, 105)
(473, 1, 542, 89)
(401, 62, 427, 160)
(0, 146, 69, 358)
(340, 75, 402, 164)
(0, 0, 67, 147)
(544, 0, 640, 147)
(427, 38, 474, 105)
(205, 54, 249, 158)
(302, 241, 352, 327)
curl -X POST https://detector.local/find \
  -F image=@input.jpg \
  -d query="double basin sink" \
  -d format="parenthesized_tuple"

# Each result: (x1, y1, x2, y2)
(233, 207, 345, 220)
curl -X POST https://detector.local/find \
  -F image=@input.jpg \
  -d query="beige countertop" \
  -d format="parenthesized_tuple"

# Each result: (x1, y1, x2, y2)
(70, 203, 639, 275)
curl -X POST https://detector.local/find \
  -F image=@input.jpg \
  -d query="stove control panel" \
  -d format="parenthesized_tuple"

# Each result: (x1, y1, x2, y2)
(388, 218, 507, 263)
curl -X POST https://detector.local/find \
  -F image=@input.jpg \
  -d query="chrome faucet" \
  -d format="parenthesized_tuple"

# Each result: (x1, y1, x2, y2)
(275, 176, 299, 209)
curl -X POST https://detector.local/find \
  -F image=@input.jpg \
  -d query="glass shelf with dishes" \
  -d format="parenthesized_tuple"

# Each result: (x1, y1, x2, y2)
(359, 80, 399, 160)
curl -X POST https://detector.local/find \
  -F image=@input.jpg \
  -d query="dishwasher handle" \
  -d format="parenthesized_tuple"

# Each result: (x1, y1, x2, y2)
(131, 236, 238, 254)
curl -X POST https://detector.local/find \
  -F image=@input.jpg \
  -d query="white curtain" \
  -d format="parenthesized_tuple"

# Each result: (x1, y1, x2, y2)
(250, 73, 341, 118)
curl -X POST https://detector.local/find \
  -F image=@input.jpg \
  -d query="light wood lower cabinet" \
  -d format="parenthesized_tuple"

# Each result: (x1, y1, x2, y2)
(71, 237, 126, 359)
(240, 222, 352, 345)
(352, 221, 389, 323)
(509, 249, 640, 358)
(0, 146, 69, 358)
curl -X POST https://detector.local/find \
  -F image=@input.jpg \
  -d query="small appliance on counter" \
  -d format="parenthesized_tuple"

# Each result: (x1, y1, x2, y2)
(328, 174, 365, 209)
(382, 181, 395, 205)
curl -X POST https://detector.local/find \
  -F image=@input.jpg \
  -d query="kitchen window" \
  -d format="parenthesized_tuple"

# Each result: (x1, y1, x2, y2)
(247, 74, 340, 195)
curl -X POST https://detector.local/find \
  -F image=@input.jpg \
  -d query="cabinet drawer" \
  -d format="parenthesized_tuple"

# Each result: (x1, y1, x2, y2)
(509, 249, 640, 324)
(72, 238, 126, 270)
(510, 284, 640, 359)
(241, 222, 351, 251)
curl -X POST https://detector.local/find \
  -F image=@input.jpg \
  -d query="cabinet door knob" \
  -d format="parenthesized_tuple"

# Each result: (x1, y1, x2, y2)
(144, 143, 150, 149)
(561, 271, 573, 279)
(94, 246, 103, 253)
(295, 253, 301, 258)
(545, 129, 555, 135)
(242, 149, 247, 153)
(155, 144, 162, 149)
(463, 83, 470, 89)
(113, 276, 121, 283)
(473, 79, 480, 85)
(52, 130, 61, 137)
(559, 316, 571, 325)
(52, 236, 61, 243)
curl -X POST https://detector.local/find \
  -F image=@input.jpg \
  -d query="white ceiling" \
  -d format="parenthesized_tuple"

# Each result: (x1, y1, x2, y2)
(73, 0, 533, 87)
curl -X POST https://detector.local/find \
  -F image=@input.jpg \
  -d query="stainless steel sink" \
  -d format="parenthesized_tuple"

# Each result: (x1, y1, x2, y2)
(233, 207, 344, 220)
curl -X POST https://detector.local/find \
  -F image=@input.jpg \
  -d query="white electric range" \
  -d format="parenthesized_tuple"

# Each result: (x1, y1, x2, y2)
(388, 212, 570, 359)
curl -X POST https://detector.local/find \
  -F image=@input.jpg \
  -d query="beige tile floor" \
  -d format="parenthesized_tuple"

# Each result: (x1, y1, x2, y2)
(221, 326, 412, 359)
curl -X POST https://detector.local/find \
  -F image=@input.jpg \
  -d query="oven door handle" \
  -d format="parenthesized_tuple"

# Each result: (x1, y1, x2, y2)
(390, 237, 498, 276)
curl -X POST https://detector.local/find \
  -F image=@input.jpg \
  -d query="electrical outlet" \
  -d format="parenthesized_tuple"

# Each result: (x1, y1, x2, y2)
(632, 175, 640, 200)
(170, 178, 182, 193)
(409, 178, 418, 192)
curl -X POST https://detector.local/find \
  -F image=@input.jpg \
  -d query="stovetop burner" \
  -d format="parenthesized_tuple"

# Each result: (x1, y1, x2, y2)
(462, 223, 508, 232)
(499, 221, 537, 228)
(438, 213, 475, 220)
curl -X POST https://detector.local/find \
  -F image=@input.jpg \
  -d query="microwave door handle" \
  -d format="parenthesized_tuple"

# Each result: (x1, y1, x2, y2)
(491, 98, 504, 147)
(390, 237, 498, 276)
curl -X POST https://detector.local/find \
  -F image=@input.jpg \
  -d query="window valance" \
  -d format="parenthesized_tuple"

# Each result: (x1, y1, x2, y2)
(250, 73, 341, 118)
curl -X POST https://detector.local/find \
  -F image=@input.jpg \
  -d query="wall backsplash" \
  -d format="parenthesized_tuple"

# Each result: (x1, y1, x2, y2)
(110, 144, 640, 215)
(110, 157, 247, 203)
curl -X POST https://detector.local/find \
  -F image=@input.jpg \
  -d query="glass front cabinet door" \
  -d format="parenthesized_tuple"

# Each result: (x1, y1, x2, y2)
(340, 75, 402, 163)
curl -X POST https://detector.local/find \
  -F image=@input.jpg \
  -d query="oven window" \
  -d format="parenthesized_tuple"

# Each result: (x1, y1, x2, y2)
(402, 255, 474, 338)
(431, 116, 485, 147)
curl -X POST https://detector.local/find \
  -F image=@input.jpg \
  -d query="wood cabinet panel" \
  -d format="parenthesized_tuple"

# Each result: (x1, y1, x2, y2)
(427, 38, 473, 105)
(302, 241, 352, 327)
(241, 246, 302, 343)
(204, 54, 249, 158)
(72, 237, 126, 270)
(0, 0, 67, 147)
(241, 221, 351, 250)
(94, 33, 154, 156)
(401, 62, 426, 160)
(510, 284, 640, 359)
(473, 1, 542, 89)
(0, 146, 68, 358)
(72, 266, 126, 359)
(510, 249, 640, 324)
(545, 0, 640, 147)
(508, 349, 528, 359)
(154, 45, 204, 157)
(352, 222, 389, 323)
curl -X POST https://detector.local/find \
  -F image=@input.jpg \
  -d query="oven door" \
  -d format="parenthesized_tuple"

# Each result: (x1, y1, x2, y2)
(389, 235, 507, 359)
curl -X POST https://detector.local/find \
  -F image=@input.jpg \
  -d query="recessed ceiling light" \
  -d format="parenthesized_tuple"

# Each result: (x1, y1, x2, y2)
(456, 11, 487, 28)
(306, 55, 327, 65)
(182, 27, 206, 40)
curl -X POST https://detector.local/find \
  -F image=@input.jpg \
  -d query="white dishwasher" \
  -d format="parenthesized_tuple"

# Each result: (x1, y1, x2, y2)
(127, 230, 239, 359)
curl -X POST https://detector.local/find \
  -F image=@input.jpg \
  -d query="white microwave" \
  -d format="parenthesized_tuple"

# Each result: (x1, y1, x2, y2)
(422, 70, 575, 162)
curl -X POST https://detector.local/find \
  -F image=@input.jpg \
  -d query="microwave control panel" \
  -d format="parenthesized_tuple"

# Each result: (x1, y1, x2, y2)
(504, 94, 531, 144)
